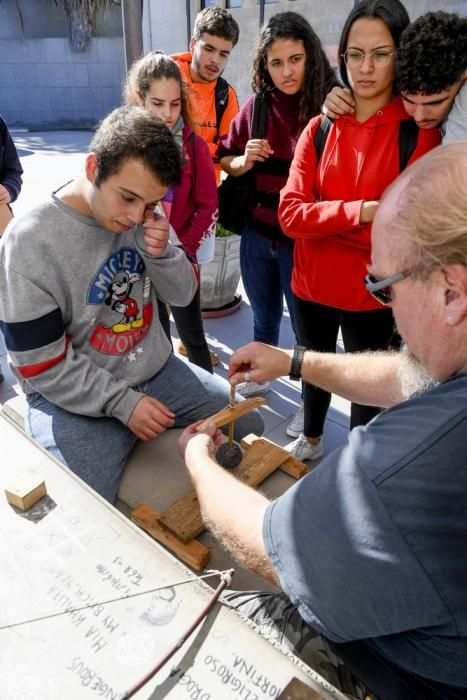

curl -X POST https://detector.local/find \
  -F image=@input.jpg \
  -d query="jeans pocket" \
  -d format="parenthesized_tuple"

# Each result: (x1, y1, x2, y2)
(26, 392, 47, 410)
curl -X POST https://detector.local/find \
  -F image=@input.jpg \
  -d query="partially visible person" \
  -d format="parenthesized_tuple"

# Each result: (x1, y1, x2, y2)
(324, 11, 467, 141)
(278, 0, 440, 462)
(217, 11, 336, 420)
(124, 51, 218, 373)
(0, 114, 23, 384)
(0, 114, 22, 239)
(172, 6, 240, 183)
(0, 106, 263, 503)
(179, 141, 467, 700)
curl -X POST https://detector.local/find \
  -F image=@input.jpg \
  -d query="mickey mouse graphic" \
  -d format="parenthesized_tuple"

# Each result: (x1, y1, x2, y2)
(105, 270, 144, 333)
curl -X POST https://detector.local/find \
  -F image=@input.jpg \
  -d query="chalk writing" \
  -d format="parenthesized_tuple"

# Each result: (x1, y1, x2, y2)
(204, 654, 282, 699)
(66, 656, 120, 698)
(169, 667, 211, 700)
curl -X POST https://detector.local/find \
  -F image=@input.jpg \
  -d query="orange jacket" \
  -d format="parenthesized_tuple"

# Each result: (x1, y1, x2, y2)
(172, 52, 239, 182)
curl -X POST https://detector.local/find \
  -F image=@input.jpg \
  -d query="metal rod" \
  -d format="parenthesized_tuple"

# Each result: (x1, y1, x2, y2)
(228, 384, 235, 447)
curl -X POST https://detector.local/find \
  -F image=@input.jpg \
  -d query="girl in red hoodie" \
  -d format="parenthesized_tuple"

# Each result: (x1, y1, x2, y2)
(279, 0, 440, 462)
(124, 52, 218, 373)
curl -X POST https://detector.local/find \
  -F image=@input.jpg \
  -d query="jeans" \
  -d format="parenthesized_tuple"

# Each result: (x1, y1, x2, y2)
(240, 226, 297, 346)
(26, 353, 264, 503)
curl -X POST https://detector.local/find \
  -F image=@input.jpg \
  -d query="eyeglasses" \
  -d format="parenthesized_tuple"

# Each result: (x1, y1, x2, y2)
(364, 268, 415, 305)
(342, 49, 395, 68)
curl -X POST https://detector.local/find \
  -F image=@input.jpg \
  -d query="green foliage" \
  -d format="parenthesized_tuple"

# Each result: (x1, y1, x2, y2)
(216, 222, 236, 238)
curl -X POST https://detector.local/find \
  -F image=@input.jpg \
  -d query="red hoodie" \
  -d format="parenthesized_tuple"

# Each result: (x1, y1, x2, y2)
(169, 125, 218, 261)
(279, 96, 441, 311)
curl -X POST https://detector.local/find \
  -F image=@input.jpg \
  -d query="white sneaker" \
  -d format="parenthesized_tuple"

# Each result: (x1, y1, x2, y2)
(286, 402, 304, 437)
(285, 433, 323, 461)
(236, 380, 270, 397)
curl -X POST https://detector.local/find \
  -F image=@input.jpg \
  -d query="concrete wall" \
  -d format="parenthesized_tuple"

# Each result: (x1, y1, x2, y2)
(0, 0, 125, 130)
(144, 0, 467, 108)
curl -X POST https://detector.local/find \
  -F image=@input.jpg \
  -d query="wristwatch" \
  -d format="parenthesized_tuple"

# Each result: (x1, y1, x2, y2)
(289, 345, 306, 381)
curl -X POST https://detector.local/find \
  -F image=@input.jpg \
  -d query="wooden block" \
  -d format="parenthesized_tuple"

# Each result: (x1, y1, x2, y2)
(196, 396, 267, 432)
(278, 677, 327, 699)
(160, 439, 289, 543)
(131, 504, 210, 571)
(241, 433, 309, 480)
(4, 474, 47, 511)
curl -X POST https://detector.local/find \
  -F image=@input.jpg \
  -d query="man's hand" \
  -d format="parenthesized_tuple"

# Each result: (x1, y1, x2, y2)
(229, 342, 293, 386)
(0, 185, 11, 205)
(242, 139, 274, 170)
(178, 421, 225, 470)
(128, 395, 175, 441)
(143, 206, 169, 256)
(360, 200, 379, 224)
(323, 86, 355, 119)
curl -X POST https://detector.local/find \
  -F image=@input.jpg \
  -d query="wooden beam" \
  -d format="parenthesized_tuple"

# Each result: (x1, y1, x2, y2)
(196, 396, 266, 432)
(241, 433, 309, 479)
(132, 504, 211, 571)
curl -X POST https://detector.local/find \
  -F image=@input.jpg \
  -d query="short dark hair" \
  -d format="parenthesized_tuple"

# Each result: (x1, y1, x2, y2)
(90, 106, 182, 187)
(396, 12, 467, 95)
(192, 7, 239, 47)
(338, 0, 410, 90)
(252, 12, 337, 130)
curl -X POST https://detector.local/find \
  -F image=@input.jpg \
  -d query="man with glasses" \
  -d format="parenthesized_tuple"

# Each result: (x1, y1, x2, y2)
(326, 11, 467, 141)
(178, 142, 467, 699)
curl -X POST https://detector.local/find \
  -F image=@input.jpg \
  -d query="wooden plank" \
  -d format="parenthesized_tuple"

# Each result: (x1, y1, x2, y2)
(241, 433, 309, 480)
(159, 439, 288, 543)
(196, 396, 266, 432)
(131, 504, 211, 571)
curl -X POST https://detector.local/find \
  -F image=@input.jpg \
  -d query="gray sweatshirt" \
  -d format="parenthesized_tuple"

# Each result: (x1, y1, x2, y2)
(444, 83, 467, 144)
(0, 194, 197, 425)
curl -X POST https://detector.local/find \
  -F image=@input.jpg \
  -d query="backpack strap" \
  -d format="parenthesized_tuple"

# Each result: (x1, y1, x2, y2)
(214, 76, 230, 144)
(250, 91, 268, 139)
(398, 119, 419, 172)
(189, 130, 196, 184)
(314, 116, 334, 163)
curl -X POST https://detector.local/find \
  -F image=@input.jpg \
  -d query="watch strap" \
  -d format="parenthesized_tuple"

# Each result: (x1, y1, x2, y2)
(289, 345, 306, 381)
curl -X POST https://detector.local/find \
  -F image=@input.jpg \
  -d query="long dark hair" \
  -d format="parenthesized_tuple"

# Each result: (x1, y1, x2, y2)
(338, 0, 410, 91)
(251, 11, 336, 129)
(123, 50, 193, 127)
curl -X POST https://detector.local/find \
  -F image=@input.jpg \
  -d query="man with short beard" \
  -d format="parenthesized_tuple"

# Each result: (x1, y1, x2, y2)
(172, 6, 240, 183)
(179, 142, 467, 699)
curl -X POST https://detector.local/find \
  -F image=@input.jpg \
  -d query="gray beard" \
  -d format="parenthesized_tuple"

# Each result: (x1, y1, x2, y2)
(399, 345, 438, 398)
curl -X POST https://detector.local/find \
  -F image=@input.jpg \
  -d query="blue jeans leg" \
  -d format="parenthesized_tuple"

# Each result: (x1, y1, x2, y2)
(240, 227, 296, 345)
(26, 354, 264, 503)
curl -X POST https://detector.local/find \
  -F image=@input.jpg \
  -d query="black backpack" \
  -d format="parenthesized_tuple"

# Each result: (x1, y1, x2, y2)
(214, 76, 230, 144)
(314, 116, 419, 172)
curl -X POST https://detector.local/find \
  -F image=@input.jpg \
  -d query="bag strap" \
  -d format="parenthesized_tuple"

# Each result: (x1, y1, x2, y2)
(189, 130, 196, 183)
(250, 92, 268, 139)
(398, 118, 419, 172)
(214, 76, 230, 144)
(314, 115, 334, 163)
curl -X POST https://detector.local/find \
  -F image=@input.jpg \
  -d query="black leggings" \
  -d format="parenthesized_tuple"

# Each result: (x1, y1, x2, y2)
(293, 295, 395, 435)
(157, 286, 213, 374)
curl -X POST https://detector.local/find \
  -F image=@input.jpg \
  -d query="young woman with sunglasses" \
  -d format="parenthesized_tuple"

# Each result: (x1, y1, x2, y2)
(279, 0, 440, 462)
(217, 12, 336, 405)
(124, 51, 217, 373)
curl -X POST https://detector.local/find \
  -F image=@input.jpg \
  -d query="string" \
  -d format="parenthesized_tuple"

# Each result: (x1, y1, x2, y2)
(0, 569, 232, 631)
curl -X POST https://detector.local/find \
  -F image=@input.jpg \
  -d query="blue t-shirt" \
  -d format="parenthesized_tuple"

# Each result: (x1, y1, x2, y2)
(264, 374, 467, 694)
